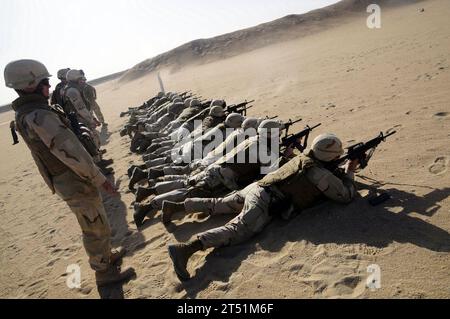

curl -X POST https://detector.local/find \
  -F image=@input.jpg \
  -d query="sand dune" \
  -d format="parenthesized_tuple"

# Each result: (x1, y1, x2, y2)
(0, 0, 449, 299)
(120, 0, 426, 82)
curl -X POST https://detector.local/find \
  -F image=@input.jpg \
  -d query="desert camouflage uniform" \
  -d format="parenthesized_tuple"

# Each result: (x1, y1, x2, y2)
(12, 94, 111, 272)
(64, 84, 101, 148)
(184, 182, 256, 216)
(163, 127, 255, 176)
(50, 81, 66, 108)
(82, 83, 105, 124)
(197, 153, 356, 249)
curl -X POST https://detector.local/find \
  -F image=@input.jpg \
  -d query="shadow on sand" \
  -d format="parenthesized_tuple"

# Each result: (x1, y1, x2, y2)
(95, 124, 145, 299)
(173, 178, 450, 298)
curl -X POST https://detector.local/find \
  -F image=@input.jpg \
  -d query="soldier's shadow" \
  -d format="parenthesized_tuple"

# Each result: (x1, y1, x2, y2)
(100, 125, 111, 146)
(178, 179, 450, 298)
(96, 174, 145, 299)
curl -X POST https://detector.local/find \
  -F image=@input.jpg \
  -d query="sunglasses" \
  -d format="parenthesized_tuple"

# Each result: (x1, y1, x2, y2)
(41, 78, 50, 86)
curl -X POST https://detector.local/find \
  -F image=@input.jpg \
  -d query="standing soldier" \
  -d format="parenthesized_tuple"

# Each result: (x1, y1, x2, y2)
(64, 69, 113, 173)
(3, 59, 135, 286)
(51, 68, 70, 110)
(10, 120, 19, 145)
(79, 71, 108, 127)
(64, 69, 102, 149)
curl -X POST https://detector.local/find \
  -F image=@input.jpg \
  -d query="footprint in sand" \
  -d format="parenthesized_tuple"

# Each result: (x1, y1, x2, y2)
(78, 284, 93, 296)
(23, 279, 48, 298)
(329, 275, 366, 297)
(50, 244, 81, 259)
(433, 112, 448, 118)
(428, 156, 449, 175)
(386, 125, 401, 135)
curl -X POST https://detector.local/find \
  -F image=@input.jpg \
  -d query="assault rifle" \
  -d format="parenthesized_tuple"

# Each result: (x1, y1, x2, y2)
(281, 117, 303, 136)
(179, 91, 192, 98)
(281, 123, 322, 152)
(326, 130, 397, 171)
(66, 112, 99, 157)
(201, 100, 213, 108)
(226, 100, 255, 116)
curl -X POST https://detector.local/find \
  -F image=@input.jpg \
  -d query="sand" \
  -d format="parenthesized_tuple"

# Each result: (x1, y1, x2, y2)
(0, 0, 448, 299)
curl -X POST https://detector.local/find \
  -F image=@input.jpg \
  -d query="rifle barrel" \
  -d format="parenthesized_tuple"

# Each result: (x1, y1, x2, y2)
(309, 123, 322, 130)
(384, 131, 397, 139)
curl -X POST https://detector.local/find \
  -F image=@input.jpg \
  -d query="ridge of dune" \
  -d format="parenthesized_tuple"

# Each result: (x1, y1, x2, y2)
(1, 0, 448, 300)
(120, 0, 425, 83)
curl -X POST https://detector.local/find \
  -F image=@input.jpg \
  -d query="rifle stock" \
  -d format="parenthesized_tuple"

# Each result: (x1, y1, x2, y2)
(281, 123, 322, 152)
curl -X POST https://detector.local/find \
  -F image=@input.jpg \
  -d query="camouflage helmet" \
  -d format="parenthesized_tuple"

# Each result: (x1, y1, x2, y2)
(66, 69, 86, 82)
(173, 97, 183, 103)
(157, 91, 165, 98)
(209, 105, 225, 118)
(225, 113, 244, 129)
(57, 68, 71, 80)
(168, 102, 185, 115)
(211, 99, 226, 108)
(311, 133, 344, 162)
(4, 59, 52, 90)
(190, 99, 201, 107)
(184, 98, 193, 108)
(257, 119, 281, 138)
(242, 117, 259, 130)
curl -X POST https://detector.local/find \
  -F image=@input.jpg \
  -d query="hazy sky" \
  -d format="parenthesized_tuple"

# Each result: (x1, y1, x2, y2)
(0, 0, 340, 105)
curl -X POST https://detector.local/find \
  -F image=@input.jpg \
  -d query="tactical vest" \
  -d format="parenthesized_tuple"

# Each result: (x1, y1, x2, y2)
(258, 154, 324, 211)
(12, 94, 70, 193)
(51, 82, 65, 108)
(83, 84, 97, 101)
(217, 138, 263, 187)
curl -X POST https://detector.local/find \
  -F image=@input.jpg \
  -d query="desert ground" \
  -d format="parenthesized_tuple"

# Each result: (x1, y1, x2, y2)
(0, 0, 449, 299)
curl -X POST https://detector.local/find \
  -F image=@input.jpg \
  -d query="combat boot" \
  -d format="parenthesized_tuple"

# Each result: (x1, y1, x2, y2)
(135, 186, 156, 203)
(147, 179, 157, 188)
(148, 168, 164, 179)
(143, 153, 159, 162)
(162, 201, 186, 224)
(95, 265, 136, 287)
(110, 246, 127, 265)
(145, 144, 160, 155)
(168, 239, 203, 281)
(127, 164, 146, 178)
(100, 166, 114, 176)
(129, 167, 148, 190)
(98, 158, 114, 167)
(133, 203, 156, 228)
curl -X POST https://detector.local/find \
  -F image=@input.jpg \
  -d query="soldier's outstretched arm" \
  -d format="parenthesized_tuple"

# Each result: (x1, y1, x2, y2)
(306, 166, 356, 204)
(66, 88, 96, 127)
(24, 110, 107, 187)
